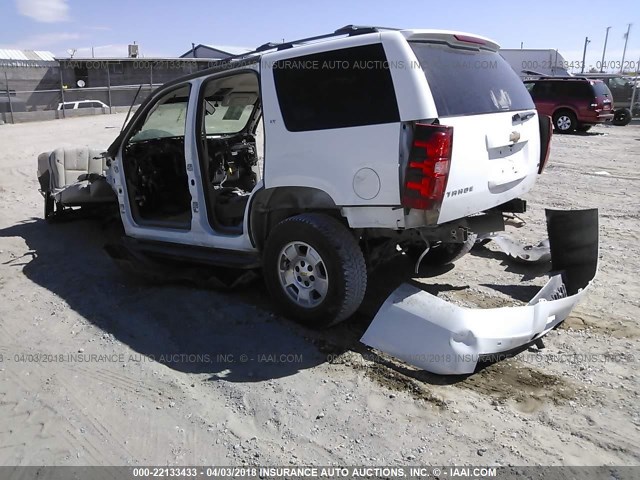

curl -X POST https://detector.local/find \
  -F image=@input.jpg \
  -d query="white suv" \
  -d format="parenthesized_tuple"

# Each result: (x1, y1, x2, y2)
(105, 25, 554, 327)
(57, 100, 108, 110)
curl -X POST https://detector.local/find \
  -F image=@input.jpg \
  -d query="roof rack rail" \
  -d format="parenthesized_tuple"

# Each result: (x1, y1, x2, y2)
(261, 25, 384, 52)
(334, 25, 381, 35)
(199, 25, 396, 72)
(537, 76, 586, 80)
(255, 42, 280, 52)
(253, 24, 395, 53)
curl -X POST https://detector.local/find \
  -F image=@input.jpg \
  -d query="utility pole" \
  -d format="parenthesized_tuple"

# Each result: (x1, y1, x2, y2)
(4, 72, 14, 124)
(631, 56, 639, 114)
(600, 26, 611, 72)
(620, 24, 632, 73)
(581, 37, 590, 73)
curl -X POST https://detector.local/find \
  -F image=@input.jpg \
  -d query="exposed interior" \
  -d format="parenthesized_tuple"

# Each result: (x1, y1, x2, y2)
(121, 74, 262, 233)
(198, 72, 262, 233)
(122, 85, 192, 229)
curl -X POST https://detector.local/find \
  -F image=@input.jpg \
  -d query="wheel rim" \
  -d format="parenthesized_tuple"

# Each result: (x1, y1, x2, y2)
(277, 241, 329, 308)
(557, 116, 572, 130)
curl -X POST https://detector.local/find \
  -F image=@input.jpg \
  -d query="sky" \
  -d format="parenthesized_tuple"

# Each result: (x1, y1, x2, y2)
(0, 0, 638, 72)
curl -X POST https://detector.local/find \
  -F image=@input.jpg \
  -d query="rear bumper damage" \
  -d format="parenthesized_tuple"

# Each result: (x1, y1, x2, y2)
(360, 209, 599, 375)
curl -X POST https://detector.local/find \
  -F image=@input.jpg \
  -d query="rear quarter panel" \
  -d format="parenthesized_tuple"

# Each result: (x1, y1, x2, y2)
(261, 33, 432, 207)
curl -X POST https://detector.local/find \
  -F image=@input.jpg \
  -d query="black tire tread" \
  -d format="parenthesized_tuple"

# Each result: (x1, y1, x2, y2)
(265, 213, 367, 327)
(612, 108, 632, 126)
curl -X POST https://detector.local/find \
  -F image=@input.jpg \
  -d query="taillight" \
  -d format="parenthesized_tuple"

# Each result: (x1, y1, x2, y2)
(402, 123, 453, 210)
(538, 115, 552, 174)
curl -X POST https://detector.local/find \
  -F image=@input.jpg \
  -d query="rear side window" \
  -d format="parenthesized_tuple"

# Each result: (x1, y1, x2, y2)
(527, 81, 552, 99)
(409, 42, 535, 116)
(527, 80, 595, 99)
(272, 44, 400, 131)
(553, 81, 591, 98)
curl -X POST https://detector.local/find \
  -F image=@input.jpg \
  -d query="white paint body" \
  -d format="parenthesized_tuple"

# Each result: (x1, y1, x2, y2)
(110, 29, 541, 252)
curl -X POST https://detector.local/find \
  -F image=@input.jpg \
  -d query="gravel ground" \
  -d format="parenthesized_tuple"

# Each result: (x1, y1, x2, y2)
(0, 115, 638, 466)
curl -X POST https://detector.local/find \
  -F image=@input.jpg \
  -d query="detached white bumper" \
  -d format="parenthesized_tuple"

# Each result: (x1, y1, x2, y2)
(361, 209, 599, 375)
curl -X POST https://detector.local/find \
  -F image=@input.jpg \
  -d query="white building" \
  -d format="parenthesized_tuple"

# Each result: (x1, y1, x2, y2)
(500, 49, 570, 78)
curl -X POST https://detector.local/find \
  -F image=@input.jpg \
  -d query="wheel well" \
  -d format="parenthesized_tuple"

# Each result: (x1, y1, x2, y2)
(249, 187, 342, 250)
(553, 108, 576, 119)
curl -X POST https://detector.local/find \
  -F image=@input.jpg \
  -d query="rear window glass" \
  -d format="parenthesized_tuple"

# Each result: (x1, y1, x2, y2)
(272, 43, 400, 131)
(409, 42, 535, 116)
(592, 81, 611, 97)
(528, 80, 595, 99)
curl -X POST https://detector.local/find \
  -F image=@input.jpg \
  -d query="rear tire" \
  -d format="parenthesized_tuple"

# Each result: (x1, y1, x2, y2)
(263, 213, 367, 328)
(553, 110, 577, 133)
(612, 108, 632, 126)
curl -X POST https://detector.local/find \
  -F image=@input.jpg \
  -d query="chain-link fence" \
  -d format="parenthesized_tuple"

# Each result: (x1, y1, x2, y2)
(1, 59, 214, 123)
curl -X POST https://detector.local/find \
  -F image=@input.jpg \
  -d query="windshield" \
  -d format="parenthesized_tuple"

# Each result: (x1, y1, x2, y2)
(201, 72, 259, 135)
(409, 42, 535, 116)
(609, 77, 629, 88)
(204, 104, 256, 135)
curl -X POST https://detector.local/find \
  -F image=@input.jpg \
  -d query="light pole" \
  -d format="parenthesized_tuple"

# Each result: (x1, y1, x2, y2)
(621, 24, 632, 73)
(600, 27, 611, 72)
(581, 36, 591, 73)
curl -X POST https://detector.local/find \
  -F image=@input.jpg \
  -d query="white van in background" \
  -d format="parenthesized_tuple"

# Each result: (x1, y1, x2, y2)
(57, 100, 108, 111)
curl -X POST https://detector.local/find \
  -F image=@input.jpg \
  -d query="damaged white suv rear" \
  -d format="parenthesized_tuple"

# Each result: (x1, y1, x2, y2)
(98, 26, 598, 374)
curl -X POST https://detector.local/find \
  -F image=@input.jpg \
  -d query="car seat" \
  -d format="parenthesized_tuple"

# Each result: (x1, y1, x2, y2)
(37, 146, 116, 206)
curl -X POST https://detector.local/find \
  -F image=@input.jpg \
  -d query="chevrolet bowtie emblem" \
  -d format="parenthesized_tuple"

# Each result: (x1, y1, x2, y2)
(509, 131, 521, 143)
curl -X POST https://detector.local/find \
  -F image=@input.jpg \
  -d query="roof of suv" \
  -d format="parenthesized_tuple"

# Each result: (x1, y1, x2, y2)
(524, 77, 610, 90)
(251, 25, 499, 54)
(121, 25, 501, 94)
(524, 77, 609, 94)
(574, 73, 626, 78)
(108, 25, 501, 156)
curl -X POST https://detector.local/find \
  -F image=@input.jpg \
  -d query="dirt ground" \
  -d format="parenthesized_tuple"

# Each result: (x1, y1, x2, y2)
(0, 114, 638, 466)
